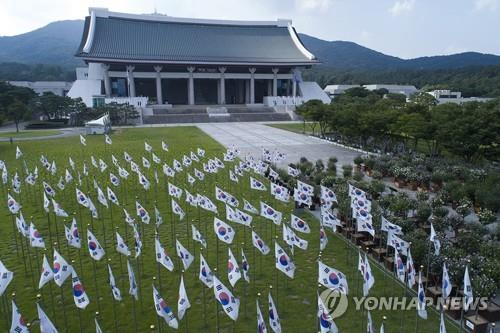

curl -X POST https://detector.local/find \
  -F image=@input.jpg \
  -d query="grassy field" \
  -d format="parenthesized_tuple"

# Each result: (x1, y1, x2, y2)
(265, 122, 318, 135)
(0, 127, 459, 332)
(0, 130, 61, 138)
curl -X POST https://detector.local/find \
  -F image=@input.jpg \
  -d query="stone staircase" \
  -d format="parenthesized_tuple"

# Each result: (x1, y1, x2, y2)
(143, 105, 291, 124)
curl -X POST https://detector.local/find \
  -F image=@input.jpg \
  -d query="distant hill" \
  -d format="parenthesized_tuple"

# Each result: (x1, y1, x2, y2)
(0, 20, 84, 68)
(298, 34, 500, 70)
(0, 19, 500, 77)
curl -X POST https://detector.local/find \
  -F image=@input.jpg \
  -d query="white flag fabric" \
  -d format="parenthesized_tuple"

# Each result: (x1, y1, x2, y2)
(318, 261, 348, 294)
(287, 166, 300, 177)
(191, 224, 207, 248)
(243, 199, 259, 214)
(197, 195, 217, 213)
(63, 219, 81, 249)
(241, 249, 250, 283)
(80, 135, 86, 146)
(442, 263, 452, 299)
(214, 218, 236, 244)
(317, 292, 339, 333)
(256, 299, 268, 333)
(199, 254, 214, 288)
(144, 141, 152, 152)
(53, 249, 72, 287)
(260, 202, 282, 225)
(381, 216, 403, 235)
(320, 225, 328, 251)
(171, 199, 185, 220)
(176, 239, 194, 270)
(132, 224, 142, 258)
(215, 186, 239, 207)
(0, 260, 14, 295)
(226, 205, 252, 227)
(417, 271, 427, 319)
(107, 187, 119, 205)
(37, 303, 58, 333)
(153, 284, 179, 329)
(116, 232, 131, 256)
(296, 180, 314, 195)
(135, 201, 150, 224)
(228, 248, 242, 287)
(275, 242, 296, 279)
(268, 292, 281, 333)
(39, 254, 54, 289)
(395, 251, 406, 283)
(95, 318, 103, 333)
(52, 199, 69, 217)
(291, 214, 310, 234)
(321, 208, 342, 231)
(463, 266, 473, 311)
(177, 275, 191, 320)
(15, 146, 22, 159)
(406, 249, 416, 289)
(43, 192, 50, 213)
(29, 222, 45, 248)
(96, 186, 108, 208)
(440, 311, 447, 333)
(252, 230, 270, 255)
(430, 223, 441, 256)
(356, 211, 375, 237)
(108, 264, 122, 301)
(367, 310, 374, 333)
(387, 231, 410, 256)
(168, 183, 183, 199)
(10, 300, 29, 333)
(250, 177, 267, 191)
(213, 275, 240, 321)
(87, 229, 105, 261)
(155, 238, 175, 272)
(127, 260, 138, 300)
(7, 193, 21, 214)
(71, 270, 90, 309)
(321, 185, 337, 203)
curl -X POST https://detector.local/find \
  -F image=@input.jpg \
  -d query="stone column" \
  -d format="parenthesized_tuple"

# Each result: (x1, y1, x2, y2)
(249, 67, 256, 104)
(218, 67, 226, 105)
(187, 66, 195, 105)
(126, 65, 136, 97)
(102, 64, 111, 97)
(154, 66, 163, 105)
(272, 67, 279, 97)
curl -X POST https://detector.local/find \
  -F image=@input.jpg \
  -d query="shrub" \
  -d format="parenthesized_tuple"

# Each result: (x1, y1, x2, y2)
(371, 170, 383, 180)
(342, 164, 353, 178)
(433, 206, 449, 218)
(353, 155, 364, 166)
(352, 170, 363, 181)
(416, 203, 432, 222)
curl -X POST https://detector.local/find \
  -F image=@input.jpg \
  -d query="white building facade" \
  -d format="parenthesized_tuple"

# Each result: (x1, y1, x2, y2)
(68, 8, 330, 108)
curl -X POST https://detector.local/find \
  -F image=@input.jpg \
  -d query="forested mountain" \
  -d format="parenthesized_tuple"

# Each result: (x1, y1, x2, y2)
(1, 20, 500, 96)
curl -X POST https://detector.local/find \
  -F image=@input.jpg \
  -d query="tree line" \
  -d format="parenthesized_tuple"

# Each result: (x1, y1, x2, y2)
(0, 81, 138, 131)
(303, 65, 500, 98)
(295, 87, 500, 162)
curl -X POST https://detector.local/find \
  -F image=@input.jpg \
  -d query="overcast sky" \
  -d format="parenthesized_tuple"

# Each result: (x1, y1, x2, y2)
(1, 0, 499, 59)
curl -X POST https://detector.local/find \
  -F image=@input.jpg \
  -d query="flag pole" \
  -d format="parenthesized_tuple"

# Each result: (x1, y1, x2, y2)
(243, 242, 248, 319)
(23, 230, 36, 288)
(88, 224, 102, 314)
(152, 277, 163, 333)
(214, 268, 220, 333)
(108, 258, 119, 333)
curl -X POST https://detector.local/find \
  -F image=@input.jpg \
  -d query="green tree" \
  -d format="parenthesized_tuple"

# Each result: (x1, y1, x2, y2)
(7, 100, 31, 132)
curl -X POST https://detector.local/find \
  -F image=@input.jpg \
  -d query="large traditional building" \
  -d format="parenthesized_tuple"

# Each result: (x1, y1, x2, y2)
(68, 8, 329, 110)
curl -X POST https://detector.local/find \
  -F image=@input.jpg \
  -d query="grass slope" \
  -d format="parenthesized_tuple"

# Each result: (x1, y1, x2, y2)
(0, 127, 458, 332)
(0, 130, 61, 138)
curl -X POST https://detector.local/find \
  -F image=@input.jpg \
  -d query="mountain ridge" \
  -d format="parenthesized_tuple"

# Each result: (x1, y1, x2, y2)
(0, 20, 499, 71)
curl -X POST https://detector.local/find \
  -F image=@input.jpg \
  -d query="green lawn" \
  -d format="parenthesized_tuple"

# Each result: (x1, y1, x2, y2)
(0, 130, 61, 138)
(265, 122, 318, 135)
(0, 127, 459, 332)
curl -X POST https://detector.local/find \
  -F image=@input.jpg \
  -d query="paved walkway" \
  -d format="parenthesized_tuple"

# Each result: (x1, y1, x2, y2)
(197, 123, 361, 168)
(0, 128, 84, 142)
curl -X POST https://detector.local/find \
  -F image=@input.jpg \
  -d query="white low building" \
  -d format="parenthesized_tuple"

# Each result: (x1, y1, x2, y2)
(323, 84, 360, 98)
(427, 90, 493, 105)
(8, 81, 73, 96)
(363, 84, 418, 97)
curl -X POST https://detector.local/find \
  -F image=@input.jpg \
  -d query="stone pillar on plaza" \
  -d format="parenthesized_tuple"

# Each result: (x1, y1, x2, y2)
(187, 66, 195, 105)
(126, 65, 136, 97)
(219, 67, 226, 105)
(154, 66, 163, 104)
(153, 66, 163, 105)
(102, 64, 111, 97)
(249, 67, 256, 104)
(272, 67, 279, 97)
